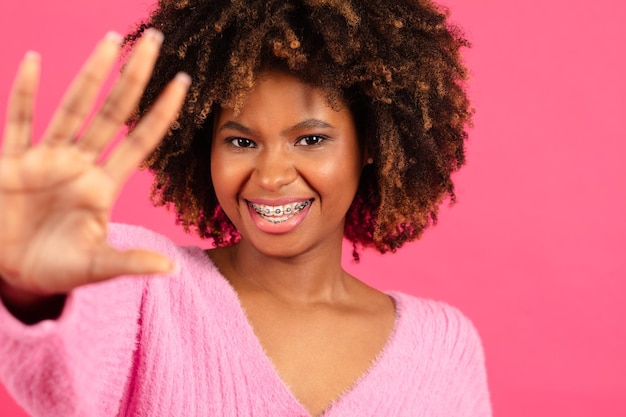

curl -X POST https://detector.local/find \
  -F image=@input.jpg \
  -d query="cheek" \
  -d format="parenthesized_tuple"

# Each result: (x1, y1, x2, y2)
(210, 153, 224, 196)
(307, 146, 363, 201)
(210, 152, 242, 207)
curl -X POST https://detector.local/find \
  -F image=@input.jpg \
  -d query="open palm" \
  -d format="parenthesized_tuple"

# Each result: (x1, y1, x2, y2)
(0, 29, 189, 297)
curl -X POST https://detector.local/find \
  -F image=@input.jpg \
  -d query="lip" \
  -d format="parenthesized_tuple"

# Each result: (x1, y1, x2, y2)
(245, 197, 313, 206)
(244, 198, 314, 235)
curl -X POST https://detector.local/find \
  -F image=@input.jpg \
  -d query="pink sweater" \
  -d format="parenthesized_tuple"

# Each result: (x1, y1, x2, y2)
(0, 224, 491, 416)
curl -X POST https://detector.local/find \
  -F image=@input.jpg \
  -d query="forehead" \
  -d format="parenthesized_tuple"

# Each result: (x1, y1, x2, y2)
(217, 71, 351, 124)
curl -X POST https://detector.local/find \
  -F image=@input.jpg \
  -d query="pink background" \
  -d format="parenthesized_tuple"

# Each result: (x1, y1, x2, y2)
(1, 0, 625, 416)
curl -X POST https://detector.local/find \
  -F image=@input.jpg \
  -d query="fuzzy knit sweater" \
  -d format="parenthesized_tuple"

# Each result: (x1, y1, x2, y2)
(0, 224, 491, 417)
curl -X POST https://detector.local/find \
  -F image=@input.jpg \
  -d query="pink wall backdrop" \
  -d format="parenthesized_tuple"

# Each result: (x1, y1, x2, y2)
(1, 0, 625, 416)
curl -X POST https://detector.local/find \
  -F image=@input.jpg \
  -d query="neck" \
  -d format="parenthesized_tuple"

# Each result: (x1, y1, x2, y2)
(217, 236, 352, 306)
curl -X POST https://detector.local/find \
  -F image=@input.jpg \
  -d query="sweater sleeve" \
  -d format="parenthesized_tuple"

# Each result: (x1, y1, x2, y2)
(0, 223, 174, 417)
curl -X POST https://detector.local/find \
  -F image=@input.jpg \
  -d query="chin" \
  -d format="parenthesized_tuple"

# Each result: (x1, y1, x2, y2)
(239, 234, 337, 262)
(249, 239, 311, 260)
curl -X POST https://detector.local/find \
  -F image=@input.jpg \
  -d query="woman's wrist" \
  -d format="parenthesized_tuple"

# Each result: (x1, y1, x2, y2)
(0, 277, 66, 324)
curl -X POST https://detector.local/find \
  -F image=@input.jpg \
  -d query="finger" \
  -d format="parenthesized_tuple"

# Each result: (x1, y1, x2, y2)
(103, 72, 191, 185)
(78, 29, 165, 159)
(86, 247, 177, 285)
(2, 52, 41, 157)
(41, 31, 123, 146)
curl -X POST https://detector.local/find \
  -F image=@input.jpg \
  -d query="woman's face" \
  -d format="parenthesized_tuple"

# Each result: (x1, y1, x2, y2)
(211, 71, 365, 258)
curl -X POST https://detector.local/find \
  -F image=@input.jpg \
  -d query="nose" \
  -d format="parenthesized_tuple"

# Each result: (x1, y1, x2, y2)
(253, 147, 298, 191)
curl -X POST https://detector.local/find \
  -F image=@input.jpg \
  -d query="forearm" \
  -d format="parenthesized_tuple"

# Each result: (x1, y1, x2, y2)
(0, 273, 145, 417)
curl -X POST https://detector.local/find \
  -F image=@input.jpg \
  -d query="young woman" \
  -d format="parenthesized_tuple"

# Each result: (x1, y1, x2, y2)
(0, 0, 491, 415)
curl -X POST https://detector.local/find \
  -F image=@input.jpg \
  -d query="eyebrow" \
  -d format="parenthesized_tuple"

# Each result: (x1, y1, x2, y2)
(217, 118, 335, 136)
(217, 121, 255, 135)
(283, 119, 334, 134)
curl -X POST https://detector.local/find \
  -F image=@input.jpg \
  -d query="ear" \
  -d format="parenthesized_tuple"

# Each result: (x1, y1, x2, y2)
(362, 148, 374, 167)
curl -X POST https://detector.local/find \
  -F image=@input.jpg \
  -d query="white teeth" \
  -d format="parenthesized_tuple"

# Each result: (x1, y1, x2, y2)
(250, 200, 311, 223)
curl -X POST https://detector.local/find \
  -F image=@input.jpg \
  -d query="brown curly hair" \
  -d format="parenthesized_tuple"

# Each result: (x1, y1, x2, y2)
(124, 0, 472, 259)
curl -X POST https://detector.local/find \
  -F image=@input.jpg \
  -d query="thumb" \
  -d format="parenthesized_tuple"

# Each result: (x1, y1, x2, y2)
(87, 247, 177, 284)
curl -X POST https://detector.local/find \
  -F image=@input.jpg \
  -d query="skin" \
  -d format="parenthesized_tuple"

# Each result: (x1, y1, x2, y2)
(0, 30, 188, 312)
(208, 72, 396, 416)
(0, 38, 395, 416)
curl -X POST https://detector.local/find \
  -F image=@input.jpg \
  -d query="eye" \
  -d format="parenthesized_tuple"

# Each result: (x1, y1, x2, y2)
(295, 135, 326, 146)
(228, 138, 257, 148)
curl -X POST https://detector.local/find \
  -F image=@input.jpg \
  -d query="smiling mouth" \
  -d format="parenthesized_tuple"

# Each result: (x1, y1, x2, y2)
(248, 199, 313, 224)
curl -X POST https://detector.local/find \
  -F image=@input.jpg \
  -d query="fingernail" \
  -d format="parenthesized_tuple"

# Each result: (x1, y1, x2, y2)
(145, 28, 164, 45)
(105, 30, 123, 45)
(174, 72, 192, 87)
(24, 51, 41, 62)
(169, 261, 181, 275)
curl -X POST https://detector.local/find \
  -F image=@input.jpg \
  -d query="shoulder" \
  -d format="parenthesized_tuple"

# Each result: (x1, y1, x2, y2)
(390, 293, 492, 414)
(106, 223, 237, 303)
(107, 223, 229, 295)
(391, 292, 477, 329)
(108, 222, 178, 251)
(108, 223, 210, 268)
(389, 292, 486, 361)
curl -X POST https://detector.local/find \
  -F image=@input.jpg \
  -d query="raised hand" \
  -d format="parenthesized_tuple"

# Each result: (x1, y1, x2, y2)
(0, 29, 190, 304)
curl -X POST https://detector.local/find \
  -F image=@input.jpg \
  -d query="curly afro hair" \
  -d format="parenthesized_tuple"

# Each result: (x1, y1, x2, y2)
(124, 0, 472, 259)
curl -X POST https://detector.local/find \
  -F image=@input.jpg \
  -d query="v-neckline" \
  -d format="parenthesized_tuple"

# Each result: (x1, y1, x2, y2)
(203, 250, 403, 417)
